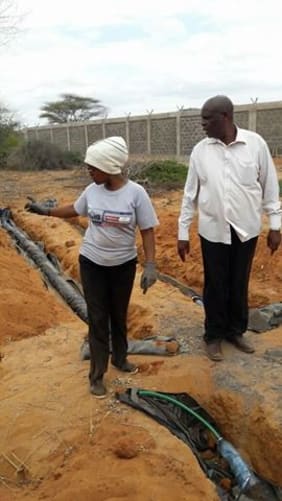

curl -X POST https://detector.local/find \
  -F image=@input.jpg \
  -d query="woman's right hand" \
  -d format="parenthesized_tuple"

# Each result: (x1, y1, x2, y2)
(25, 201, 50, 215)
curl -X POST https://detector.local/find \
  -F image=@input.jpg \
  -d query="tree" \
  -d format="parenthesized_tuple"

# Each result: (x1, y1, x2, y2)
(39, 93, 107, 124)
(0, 104, 21, 166)
(0, 0, 19, 46)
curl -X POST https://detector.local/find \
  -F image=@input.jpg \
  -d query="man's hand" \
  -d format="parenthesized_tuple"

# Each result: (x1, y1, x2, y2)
(140, 262, 157, 294)
(267, 229, 281, 255)
(25, 201, 50, 216)
(177, 240, 190, 262)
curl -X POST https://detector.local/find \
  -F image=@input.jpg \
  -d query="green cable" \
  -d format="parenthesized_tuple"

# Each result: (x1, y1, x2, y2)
(137, 389, 221, 440)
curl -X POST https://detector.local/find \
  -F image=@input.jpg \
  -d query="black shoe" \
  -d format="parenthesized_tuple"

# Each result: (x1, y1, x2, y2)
(112, 360, 138, 374)
(90, 378, 107, 398)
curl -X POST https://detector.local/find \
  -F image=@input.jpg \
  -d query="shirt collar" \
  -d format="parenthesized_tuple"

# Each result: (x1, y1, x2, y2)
(206, 126, 247, 145)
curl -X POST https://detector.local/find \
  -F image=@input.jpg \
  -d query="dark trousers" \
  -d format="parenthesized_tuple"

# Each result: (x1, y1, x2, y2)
(200, 227, 258, 343)
(79, 255, 137, 383)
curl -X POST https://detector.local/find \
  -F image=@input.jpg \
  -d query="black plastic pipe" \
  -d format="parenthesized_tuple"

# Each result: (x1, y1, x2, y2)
(0, 209, 88, 323)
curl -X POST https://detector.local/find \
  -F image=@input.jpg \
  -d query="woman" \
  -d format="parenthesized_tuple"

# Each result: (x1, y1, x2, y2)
(26, 136, 158, 398)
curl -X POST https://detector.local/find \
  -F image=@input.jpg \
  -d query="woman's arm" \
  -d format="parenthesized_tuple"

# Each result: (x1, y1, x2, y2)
(26, 201, 78, 218)
(49, 204, 78, 218)
(140, 227, 155, 262)
(139, 227, 157, 294)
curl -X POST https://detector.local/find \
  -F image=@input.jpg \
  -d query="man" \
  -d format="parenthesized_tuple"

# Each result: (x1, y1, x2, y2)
(178, 95, 281, 361)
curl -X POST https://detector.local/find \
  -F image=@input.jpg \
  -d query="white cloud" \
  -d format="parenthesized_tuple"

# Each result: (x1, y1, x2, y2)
(1, 0, 282, 125)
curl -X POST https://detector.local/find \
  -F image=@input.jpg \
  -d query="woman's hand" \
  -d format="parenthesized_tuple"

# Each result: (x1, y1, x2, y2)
(140, 262, 157, 294)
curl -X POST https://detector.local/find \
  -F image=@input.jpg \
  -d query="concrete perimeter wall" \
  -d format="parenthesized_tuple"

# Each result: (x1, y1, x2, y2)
(24, 101, 282, 159)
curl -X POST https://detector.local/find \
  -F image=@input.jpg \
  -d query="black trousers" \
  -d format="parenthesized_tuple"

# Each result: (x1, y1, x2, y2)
(200, 228, 258, 343)
(79, 255, 137, 383)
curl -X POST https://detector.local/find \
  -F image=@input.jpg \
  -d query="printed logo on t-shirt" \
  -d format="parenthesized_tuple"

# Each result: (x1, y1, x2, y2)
(88, 208, 132, 227)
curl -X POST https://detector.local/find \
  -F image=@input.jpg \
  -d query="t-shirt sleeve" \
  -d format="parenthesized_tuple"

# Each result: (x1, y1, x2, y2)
(135, 185, 159, 229)
(73, 187, 88, 216)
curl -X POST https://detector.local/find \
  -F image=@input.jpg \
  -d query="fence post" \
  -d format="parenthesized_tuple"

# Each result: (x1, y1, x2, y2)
(125, 113, 131, 151)
(66, 125, 71, 151)
(102, 114, 108, 139)
(84, 124, 89, 148)
(248, 104, 257, 132)
(22, 128, 28, 141)
(50, 127, 54, 144)
(176, 106, 184, 158)
(146, 109, 153, 155)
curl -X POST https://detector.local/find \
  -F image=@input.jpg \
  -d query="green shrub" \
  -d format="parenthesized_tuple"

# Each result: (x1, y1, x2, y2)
(62, 150, 83, 165)
(279, 179, 282, 197)
(0, 129, 23, 168)
(128, 159, 188, 190)
(6, 140, 75, 170)
(145, 160, 188, 185)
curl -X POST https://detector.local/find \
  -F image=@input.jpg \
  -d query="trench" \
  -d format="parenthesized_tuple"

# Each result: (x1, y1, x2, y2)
(1, 208, 281, 500)
(0, 208, 88, 323)
(118, 388, 282, 501)
(0, 208, 182, 357)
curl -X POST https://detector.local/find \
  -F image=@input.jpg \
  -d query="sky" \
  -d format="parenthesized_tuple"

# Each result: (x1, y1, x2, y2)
(1, 0, 282, 126)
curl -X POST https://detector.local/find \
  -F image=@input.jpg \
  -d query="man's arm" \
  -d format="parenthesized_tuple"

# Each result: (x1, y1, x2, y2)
(177, 156, 199, 261)
(258, 139, 281, 253)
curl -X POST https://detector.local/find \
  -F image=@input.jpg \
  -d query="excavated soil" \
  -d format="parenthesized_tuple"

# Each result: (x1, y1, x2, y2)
(0, 163, 281, 501)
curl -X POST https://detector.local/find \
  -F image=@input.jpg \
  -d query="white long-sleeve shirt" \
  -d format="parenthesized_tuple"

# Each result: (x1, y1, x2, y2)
(178, 127, 281, 244)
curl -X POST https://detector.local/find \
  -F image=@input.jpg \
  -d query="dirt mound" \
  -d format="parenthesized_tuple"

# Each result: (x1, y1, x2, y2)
(0, 229, 76, 344)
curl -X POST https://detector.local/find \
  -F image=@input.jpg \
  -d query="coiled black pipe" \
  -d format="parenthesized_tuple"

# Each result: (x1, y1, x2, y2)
(0, 209, 88, 323)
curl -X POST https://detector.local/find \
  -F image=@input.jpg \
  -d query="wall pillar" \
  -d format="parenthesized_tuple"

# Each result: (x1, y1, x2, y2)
(22, 128, 28, 141)
(102, 115, 107, 139)
(125, 113, 131, 151)
(248, 106, 257, 131)
(176, 106, 184, 158)
(146, 110, 153, 155)
(66, 125, 71, 151)
(84, 124, 89, 148)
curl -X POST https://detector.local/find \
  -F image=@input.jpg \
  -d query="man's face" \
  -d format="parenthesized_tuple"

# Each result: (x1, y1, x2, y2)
(201, 105, 227, 140)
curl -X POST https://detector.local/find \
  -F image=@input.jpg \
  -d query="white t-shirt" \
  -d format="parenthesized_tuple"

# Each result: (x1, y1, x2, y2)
(74, 180, 159, 266)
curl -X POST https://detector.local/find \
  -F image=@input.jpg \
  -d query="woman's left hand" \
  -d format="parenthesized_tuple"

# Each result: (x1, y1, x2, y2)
(140, 262, 157, 294)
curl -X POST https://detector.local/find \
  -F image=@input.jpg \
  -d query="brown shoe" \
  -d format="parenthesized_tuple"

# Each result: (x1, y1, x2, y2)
(112, 360, 138, 375)
(228, 336, 255, 354)
(206, 340, 223, 361)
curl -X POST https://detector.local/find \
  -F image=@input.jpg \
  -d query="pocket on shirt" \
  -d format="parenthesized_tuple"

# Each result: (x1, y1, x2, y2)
(235, 160, 258, 186)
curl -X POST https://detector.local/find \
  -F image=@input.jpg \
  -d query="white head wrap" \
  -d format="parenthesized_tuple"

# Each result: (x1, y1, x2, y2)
(84, 136, 128, 174)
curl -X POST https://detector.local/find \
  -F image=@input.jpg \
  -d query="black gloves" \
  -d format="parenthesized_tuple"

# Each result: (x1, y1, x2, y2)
(140, 262, 157, 294)
(25, 201, 50, 216)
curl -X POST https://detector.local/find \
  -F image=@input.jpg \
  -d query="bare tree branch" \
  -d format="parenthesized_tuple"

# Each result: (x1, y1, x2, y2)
(0, 0, 20, 46)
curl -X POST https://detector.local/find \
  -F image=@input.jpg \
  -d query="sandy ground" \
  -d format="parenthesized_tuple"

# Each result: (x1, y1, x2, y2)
(0, 163, 281, 500)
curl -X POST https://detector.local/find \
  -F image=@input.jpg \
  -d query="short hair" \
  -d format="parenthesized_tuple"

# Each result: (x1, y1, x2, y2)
(202, 95, 234, 118)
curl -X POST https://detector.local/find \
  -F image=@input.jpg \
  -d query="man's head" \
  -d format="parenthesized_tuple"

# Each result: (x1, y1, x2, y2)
(201, 95, 234, 142)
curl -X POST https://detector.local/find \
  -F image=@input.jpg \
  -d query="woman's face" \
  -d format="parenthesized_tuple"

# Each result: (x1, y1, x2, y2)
(86, 164, 108, 184)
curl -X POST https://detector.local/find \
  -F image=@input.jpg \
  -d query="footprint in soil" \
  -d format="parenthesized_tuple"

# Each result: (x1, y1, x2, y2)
(138, 361, 165, 375)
